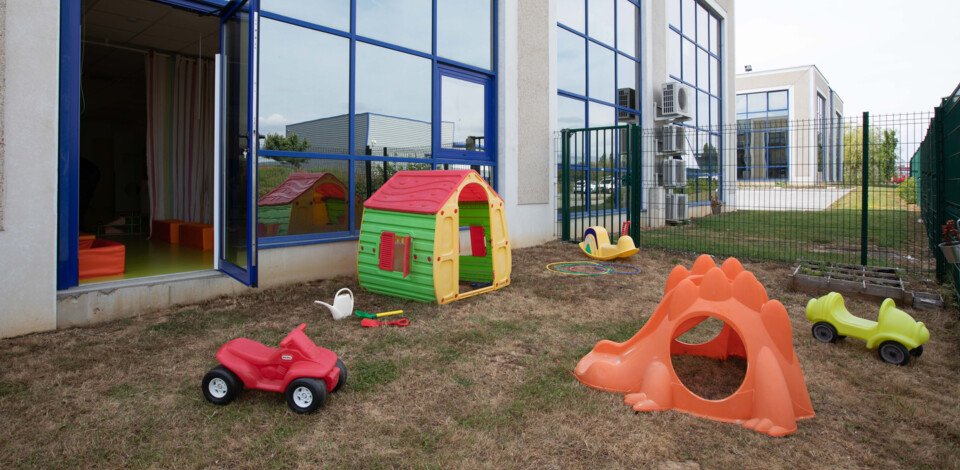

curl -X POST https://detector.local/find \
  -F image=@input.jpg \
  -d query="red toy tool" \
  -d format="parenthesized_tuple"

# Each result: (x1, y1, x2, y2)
(201, 323, 347, 413)
(360, 318, 410, 328)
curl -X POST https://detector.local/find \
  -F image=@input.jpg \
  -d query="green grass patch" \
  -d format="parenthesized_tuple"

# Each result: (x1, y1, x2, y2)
(145, 309, 253, 338)
(349, 358, 401, 393)
(106, 384, 136, 399)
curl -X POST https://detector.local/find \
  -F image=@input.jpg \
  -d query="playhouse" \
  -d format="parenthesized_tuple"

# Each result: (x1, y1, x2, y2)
(357, 170, 511, 304)
(258, 173, 348, 236)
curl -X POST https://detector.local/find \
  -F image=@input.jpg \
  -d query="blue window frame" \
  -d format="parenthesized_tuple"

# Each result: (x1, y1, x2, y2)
(255, 0, 498, 249)
(735, 90, 789, 181)
(556, 0, 642, 218)
(667, 0, 722, 204)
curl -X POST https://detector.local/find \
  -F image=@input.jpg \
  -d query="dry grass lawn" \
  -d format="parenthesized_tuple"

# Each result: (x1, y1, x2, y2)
(1, 242, 958, 468)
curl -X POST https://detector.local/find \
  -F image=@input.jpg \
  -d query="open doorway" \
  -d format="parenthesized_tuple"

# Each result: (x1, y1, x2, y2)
(457, 183, 494, 296)
(78, 0, 219, 284)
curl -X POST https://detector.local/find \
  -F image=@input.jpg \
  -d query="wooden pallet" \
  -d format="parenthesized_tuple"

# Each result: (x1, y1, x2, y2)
(790, 260, 911, 304)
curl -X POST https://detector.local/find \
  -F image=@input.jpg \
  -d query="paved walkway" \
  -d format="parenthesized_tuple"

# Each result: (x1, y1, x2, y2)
(733, 187, 853, 211)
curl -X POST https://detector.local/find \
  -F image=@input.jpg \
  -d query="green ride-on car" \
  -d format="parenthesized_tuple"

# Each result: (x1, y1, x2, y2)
(805, 292, 930, 366)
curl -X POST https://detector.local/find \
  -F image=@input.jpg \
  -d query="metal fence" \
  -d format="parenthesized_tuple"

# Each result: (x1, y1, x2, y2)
(558, 112, 935, 278)
(915, 83, 960, 300)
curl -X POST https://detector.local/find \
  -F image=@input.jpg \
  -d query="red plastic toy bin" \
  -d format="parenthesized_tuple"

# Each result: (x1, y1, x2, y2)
(78, 239, 126, 279)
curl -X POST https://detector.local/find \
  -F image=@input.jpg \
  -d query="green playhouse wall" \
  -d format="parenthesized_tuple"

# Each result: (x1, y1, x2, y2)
(358, 209, 438, 303)
(458, 202, 494, 283)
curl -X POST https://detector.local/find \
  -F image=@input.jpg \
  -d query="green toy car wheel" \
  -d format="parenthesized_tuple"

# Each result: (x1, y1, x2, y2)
(878, 341, 910, 366)
(811, 322, 839, 343)
(910, 345, 924, 357)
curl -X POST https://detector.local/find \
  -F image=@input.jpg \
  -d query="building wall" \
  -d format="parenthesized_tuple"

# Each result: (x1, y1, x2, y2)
(498, 0, 557, 248)
(0, 0, 60, 338)
(736, 66, 843, 184)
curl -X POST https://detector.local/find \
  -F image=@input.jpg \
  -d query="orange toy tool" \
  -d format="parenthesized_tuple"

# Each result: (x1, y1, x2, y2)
(574, 255, 814, 437)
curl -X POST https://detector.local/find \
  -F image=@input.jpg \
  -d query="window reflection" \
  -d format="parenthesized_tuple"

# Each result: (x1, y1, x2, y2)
(736, 90, 791, 180)
(616, 0, 637, 57)
(438, 0, 492, 69)
(557, 28, 585, 95)
(441, 76, 485, 151)
(260, 0, 349, 31)
(667, 31, 681, 79)
(357, 0, 431, 53)
(257, 159, 350, 236)
(557, 0, 585, 32)
(588, 42, 615, 103)
(588, 0, 614, 45)
(259, 19, 349, 154)
(355, 43, 432, 157)
(617, 54, 638, 110)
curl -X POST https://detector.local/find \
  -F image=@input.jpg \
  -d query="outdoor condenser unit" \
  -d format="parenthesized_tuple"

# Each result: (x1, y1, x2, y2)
(665, 193, 689, 221)
(662, 158, 687, 188)
(656, 81, 693, 121)
(657, 124, 686, 156)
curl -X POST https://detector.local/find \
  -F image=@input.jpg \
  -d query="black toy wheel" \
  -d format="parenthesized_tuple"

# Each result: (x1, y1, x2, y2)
(202, 366, 242, 405)
(811, 322, 839, 343)
(878, 341, 911, 366)
(910, 345, 924, 357)
(333, 359, 348, 392)
(285, 378, 328, 413)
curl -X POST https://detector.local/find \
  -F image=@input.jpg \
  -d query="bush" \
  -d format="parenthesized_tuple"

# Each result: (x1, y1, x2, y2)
(898, 176, 917, 205)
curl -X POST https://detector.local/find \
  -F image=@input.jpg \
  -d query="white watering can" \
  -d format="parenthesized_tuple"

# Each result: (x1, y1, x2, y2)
(314, 288, 355, 320)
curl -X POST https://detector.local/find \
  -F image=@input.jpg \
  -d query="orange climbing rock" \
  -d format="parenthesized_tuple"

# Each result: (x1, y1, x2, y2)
(573, 255, 814, 437)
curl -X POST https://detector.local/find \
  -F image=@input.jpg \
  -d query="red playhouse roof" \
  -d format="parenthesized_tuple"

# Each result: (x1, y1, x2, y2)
(258, 172, 346, 206)
(363, 170, 496, 214)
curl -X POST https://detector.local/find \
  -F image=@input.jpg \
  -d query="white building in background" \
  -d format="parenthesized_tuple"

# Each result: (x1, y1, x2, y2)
(736, 65, 844, 184)
(286, 113, 456, 157)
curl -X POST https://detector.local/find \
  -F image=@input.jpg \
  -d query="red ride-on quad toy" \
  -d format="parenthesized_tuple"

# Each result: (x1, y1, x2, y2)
(202, 323, 347, 413)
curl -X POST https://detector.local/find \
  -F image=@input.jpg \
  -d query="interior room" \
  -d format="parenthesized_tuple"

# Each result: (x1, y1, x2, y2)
(78, 0, 219, 284)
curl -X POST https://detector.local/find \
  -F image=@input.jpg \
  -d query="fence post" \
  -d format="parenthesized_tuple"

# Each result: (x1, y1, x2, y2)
(629, 124, 642, 240)
(561, 129, 571, 241)
(861, 112, 869, 266)
(934, 106, 946, 282)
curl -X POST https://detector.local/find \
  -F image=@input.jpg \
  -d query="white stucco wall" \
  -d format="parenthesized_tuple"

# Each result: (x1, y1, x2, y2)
(0, 0, 60, 338)
(498, 0, 557, 248)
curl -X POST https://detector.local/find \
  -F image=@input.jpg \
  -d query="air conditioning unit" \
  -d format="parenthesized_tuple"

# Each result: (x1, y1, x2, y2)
(657, 124, 686, 156)
(647, 187, 665, 227)
(617, 88, 637, 122)
(655, 81, 693, 121)
(662, 158, 687, 188)
(665, 193, 689, 221)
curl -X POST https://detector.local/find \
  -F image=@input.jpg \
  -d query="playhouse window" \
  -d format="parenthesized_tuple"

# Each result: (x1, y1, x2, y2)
(378, 231, 411, 277)
(459, 226, 487, 257)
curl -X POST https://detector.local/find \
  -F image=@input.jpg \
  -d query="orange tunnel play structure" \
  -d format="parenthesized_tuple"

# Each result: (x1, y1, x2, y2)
(574, 255, 814, 437)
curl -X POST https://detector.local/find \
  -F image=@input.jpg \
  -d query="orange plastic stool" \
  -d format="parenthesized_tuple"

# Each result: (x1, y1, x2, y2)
(574, 255, 814, 437)
(152, 219, 183, 244)
(179, 223, 213, 251)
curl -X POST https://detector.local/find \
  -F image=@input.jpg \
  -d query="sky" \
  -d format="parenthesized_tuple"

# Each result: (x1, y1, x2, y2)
(735, 0, 960, 115)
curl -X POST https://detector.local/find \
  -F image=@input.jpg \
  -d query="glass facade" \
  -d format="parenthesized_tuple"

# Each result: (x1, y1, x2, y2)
(256, 0, 497, 246)
(556, 0, 641, 217)
(736, 90, 789, 180)
(667, 0, 722, 203)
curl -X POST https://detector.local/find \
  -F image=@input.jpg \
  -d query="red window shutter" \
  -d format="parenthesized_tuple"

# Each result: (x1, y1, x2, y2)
(470, 226, 487, 257)
(379, 232, 395, 271)
(401, 236, 412, 278)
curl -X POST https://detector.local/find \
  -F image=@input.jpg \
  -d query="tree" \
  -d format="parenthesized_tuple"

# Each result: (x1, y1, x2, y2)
(262, 133, 311, 169)
(842, 127, 899, 184)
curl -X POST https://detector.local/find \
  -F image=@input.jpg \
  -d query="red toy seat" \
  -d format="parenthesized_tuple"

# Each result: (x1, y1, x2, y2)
(224, 338, 279, 366)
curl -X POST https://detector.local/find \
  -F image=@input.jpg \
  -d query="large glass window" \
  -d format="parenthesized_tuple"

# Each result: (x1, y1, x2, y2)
(437, 0, 493, 69)
(735, 90, 790, 180)
(259, 19, 350, 154)
(356, 0, 431, 53)
(556, 0, 642, 218)
(256, 0, 497, 246)
(667, 0, 723, 204)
